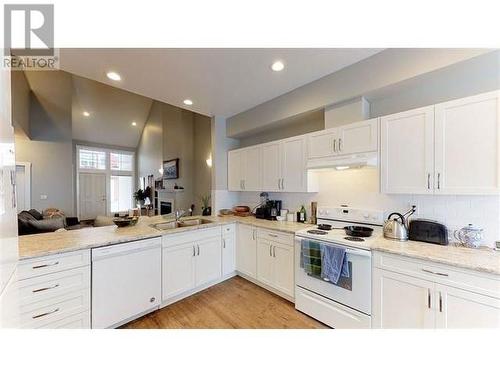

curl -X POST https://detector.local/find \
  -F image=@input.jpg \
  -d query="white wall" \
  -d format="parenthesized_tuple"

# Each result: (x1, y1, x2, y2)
(238, 168, 500, 247)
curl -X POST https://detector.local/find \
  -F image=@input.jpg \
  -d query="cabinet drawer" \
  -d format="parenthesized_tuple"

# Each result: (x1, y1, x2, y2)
(163, 227, 221, 248)
(373, 252, 500, 299)
(222, 224, 235, 236)
(257, 229, 294, 247)
(37, 311, 90, 329)
(17, 266, 90, 307)
(18, 250, 90, 280)
(19, 288, 90, 328)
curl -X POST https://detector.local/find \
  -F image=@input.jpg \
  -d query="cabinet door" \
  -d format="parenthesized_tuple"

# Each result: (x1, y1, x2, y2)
(256, 238, 274, 287)
(162, 243, 196, 300)
(435, 284, 500, 328)
(227, 150, 242, 191)
(273, 243, 294, 297)
(236, 225, 257, 278)
(435, 91, 500, 194)
(380, 106, 435, 194)
(307, 129, 338, 159)
(281, 136, 306, 192)
(372, 268, 435, 328)
(338, 119, 378, 155)
(242, 146, 262, 191)
(195, 237, 222, 287)
(222, 234, 236, 277)
(261, 142, 281, 192)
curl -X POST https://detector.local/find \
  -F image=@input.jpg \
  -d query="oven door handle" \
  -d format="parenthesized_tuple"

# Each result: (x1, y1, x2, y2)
(345, 248, 371, 258)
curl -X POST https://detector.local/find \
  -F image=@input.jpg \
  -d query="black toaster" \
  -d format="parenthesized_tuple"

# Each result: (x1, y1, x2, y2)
(408, 219, 449, 246)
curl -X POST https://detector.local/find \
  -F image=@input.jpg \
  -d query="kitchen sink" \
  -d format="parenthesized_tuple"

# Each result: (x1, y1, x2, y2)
(150, 218, 213, 231)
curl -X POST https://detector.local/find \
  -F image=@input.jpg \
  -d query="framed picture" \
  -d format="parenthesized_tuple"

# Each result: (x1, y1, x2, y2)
(163, 158, 179, 179)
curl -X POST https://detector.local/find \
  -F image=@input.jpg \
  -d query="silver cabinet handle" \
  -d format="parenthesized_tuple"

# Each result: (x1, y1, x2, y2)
(10, 170, 16, 208)
(32, 308, 59, 320)
(437, 173, 441, 189)
(32, 261, 59, 269)
(222, 238, 226, 248)
(243, 180, 246, 190)
(32, 284, 59, 293)
(193, 245, 196, 256)
(427, 173, 431, 190)
(269, 244, 272, 257)
(422, 269, 449, 277)
(268, 233, 278, 238)
(273, 246, 276, 258)
(277, 179, 281, 190)
(439, 292, 443, 312)
(338, 138, 342, 152)
(333, 139, 337, 152)
(197, 244, 200, 256)
(428, 288, 431, 309)
(281, 178, 284, 190)
(252, 229, 256, 241)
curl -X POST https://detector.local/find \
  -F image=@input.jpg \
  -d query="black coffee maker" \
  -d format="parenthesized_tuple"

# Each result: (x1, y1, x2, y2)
(266, 200, 282, 220)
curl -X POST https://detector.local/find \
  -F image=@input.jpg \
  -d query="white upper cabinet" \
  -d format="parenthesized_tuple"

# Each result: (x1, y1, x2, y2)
(380, 106, 435, 194)
(338, 119, 378, 155)
(261, 142, 281, 192)
(434, 91, 500, 195)
(281, 136, 308, 192)
(227, 146, 261, 191)
(381, 91, 500, 195)
(308, 128, 338, 159)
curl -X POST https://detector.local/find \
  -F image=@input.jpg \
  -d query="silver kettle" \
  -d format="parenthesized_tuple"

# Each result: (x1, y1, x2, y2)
(383, 206, 416, 241)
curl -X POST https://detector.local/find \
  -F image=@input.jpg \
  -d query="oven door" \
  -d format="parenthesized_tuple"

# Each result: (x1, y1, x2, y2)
(295, 237, 372, 315)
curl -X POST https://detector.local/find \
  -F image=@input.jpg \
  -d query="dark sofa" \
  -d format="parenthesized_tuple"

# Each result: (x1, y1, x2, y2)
(18, 209, 81, 235)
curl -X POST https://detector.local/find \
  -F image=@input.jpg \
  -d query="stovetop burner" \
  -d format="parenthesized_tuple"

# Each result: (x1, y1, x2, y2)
(344, 236, 365, 242)
(307, 230, 328, 235)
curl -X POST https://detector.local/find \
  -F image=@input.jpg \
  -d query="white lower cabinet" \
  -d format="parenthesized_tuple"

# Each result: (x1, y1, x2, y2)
(236, 224, 257, 278)
(256, 230, 294, 299)
(162, 228, 222, 303)
(222, 224, 236, 277)
(372, 252, 500, 329)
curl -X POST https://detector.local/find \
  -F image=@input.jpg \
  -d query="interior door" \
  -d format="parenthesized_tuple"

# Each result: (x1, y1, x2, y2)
(338, 119, 378, 155)
(372, 268, 435, 328)
(380, 106, 435, 194)
(79, 173, 106, 220)
(256, 238, 274, 287)
(435, 284, 500, 328)
(242, 146, 261, 191)
(195, 237, 222, 287)
(236, 225, 257, 278)
(434, 90, 500, 194)
(162, 243, 195, 300)
(261, 142, 281, 192)
(273, 243, 294, 297)
(281, 136, 306, 192)
(307, 128, 337, 159)
(227, 150, 242, 191)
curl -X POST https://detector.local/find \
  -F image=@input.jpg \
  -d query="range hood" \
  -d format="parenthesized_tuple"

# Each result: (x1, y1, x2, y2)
(306, 151, 378, 170)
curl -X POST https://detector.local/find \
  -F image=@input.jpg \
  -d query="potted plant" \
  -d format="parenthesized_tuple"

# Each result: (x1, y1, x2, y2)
(133, 188, 148, 206)
(201, 194, 211, 216)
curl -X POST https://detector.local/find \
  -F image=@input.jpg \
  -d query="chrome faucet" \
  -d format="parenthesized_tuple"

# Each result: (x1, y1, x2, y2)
(175, 208, 192, 221)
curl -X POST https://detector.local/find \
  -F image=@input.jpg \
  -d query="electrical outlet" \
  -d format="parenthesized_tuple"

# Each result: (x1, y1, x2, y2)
(40, 194, 47, 200)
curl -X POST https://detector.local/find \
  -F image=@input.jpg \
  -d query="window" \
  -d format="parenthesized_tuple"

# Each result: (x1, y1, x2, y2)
(79, 149, 106, 170)
(110, 175, 133, 212)
(110, 152, 133, 171)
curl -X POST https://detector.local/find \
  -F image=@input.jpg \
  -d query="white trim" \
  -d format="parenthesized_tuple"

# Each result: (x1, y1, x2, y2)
(76, 145, 136, 218)
(15, 161, 31, 212)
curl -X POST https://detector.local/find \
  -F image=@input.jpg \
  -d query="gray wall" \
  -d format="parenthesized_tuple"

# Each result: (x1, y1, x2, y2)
(136, 101, 163, 181)
(11, 71, 30, 138)
(227, 49, 492, 137)
(193, 114, 212, 214)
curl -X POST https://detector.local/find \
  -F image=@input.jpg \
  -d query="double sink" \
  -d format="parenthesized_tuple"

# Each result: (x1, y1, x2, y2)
(150, 218, 214, 231)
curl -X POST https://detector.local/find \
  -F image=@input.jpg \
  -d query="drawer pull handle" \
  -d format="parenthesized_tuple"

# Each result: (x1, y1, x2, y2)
(422, 269, 449, 277)
(268, 234, 278, 238)
(32, 308, 60, 319)
(32, 261, 59, 269)
(32, 284, 60, 293)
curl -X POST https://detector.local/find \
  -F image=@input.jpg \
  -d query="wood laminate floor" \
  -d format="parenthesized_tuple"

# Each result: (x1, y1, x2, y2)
(122, 276, 327, 329)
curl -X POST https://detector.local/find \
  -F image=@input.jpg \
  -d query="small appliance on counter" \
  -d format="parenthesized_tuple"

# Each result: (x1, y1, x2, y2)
(454, 224, 484, 248)
(255, 200, 282, 220)
(383, 206, 416, 241)
(409, 219, 449, 245)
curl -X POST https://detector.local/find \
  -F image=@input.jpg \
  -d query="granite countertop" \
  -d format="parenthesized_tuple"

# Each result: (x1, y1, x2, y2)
(18, 215, 313, 260)
(371, 237, 500, 275)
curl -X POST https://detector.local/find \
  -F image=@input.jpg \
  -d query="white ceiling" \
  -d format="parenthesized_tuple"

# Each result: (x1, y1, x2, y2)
(72, 75, 153, 148)
(60, 49, 383, 118)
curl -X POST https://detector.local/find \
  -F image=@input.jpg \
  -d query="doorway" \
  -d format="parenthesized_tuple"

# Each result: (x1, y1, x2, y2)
(15, 162, 31, 213)
(78, 173, 107, 220)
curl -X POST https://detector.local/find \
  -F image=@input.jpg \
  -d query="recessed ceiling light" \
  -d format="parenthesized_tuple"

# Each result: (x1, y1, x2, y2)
(106, 71, 121, 81)
(183, 99, 193, 106)
(83, 111, 90, 117)
(131, 122, 137, 126)
(271, 61, 284, 72)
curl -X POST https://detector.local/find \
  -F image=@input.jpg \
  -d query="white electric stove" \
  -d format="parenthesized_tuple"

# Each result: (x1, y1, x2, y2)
(294, 206, 384, 329)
